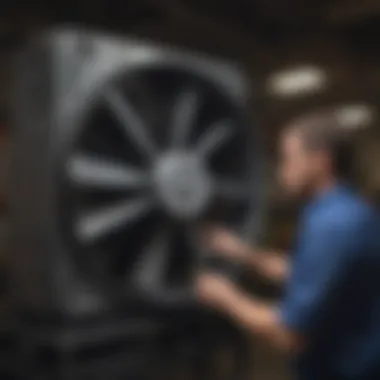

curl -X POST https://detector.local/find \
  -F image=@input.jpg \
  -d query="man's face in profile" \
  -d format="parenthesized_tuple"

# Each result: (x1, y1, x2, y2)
(278, 128, 323, 198)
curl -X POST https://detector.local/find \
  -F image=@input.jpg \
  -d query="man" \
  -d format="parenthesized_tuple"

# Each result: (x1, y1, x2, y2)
(196, 111, 380, 380)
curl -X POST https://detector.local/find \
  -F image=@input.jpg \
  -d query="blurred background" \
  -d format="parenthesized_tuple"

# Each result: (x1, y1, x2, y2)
(0, 0, 380, 379)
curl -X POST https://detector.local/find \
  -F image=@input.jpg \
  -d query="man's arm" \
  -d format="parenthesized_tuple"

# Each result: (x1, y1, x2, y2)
(204, 227, 289, 283)
(222, 283, 305, 352)
(197, 274, 305, 352)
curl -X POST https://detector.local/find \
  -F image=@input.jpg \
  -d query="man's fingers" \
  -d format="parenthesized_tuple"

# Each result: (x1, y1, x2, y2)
(199, 224, 227, 248)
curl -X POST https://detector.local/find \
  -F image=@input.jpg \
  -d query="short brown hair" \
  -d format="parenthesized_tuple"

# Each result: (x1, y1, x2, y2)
(287, 110, 356, 180)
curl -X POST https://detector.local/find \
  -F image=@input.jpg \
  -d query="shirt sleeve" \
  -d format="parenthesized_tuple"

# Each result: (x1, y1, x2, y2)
(280, 214, 365, 335)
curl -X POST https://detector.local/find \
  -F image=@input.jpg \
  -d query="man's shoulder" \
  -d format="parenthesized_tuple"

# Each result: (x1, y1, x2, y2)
(309, 191, 375, 232)
(298, 193, 379, 256)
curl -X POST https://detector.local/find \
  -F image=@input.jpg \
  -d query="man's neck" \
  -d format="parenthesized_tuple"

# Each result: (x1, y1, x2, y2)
(313, 177, 339, 198)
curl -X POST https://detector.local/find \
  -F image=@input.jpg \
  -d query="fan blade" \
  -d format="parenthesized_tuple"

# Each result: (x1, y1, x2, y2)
(105, 87, 156, 160)
(76, 197, 155, 243)
(196, 121, 233, 157)
(170, 90, 198, 148)
(131, 226, 172, 289)
(216, 179, 251, 200)
(67, 154, 150, 190)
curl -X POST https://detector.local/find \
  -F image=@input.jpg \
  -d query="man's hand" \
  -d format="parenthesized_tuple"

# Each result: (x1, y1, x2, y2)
(196, 272, 240, 312)
(202, 226, 250, 262)
(257, 253, 288, 283)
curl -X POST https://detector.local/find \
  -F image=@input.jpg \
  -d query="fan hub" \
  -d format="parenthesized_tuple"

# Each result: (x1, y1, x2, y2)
(153, 151, 213, 219)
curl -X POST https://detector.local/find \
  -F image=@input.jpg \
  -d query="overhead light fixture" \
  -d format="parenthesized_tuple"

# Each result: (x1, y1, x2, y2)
(267, 66, 327, 97)
(335, 104, 374, 129)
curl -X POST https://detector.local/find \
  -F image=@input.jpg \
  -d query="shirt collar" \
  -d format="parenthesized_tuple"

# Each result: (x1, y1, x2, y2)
(307, 182, 352, 212)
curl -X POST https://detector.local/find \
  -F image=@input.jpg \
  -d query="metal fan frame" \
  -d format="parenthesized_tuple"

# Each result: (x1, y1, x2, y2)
(56, 61, 264, 304)
(9, 29, 266, 319)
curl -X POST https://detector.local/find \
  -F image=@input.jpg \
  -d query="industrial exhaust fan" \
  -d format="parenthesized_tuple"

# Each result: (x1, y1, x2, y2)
(8, 29, 265, 380)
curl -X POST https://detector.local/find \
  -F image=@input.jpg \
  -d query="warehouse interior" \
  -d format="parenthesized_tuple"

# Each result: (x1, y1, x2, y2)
(0, 0, 379, 379)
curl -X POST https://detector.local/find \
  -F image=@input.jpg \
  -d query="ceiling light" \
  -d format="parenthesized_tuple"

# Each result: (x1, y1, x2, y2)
(267, 66, 327, 97)
(335, 104, 374, 129)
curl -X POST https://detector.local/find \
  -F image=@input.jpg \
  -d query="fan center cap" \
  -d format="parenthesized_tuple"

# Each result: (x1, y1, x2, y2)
(154, 151, 213, 219)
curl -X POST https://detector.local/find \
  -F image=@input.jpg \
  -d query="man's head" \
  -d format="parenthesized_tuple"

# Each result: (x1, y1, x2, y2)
(278, 110, 355, 198)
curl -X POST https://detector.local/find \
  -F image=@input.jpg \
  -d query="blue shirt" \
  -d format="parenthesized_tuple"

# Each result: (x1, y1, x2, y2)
(280, 185, 380, 380)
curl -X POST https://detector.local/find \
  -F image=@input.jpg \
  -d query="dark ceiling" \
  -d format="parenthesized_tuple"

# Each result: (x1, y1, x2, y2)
(0, 0, 379, 51)
(0, 0, 379, 135)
